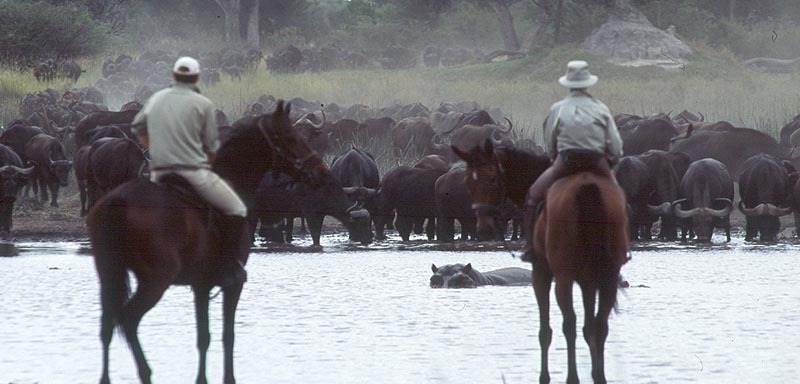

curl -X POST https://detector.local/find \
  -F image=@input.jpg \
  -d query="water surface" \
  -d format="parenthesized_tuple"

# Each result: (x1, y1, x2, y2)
(1, 235, 798, 383)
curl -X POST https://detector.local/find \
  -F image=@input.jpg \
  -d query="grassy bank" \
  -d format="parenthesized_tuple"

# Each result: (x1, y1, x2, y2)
(3, 45, 800, 144)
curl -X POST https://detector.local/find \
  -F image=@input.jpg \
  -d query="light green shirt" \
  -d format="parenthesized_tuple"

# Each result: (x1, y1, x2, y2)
(132, 82, 219, 170)
(543, 90, 623, 162)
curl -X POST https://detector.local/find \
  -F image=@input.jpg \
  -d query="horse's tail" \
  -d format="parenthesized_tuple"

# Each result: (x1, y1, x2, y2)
(576, 180, 625, 311)
(88, 196, 130, 330)
(576, 182, 606, 266)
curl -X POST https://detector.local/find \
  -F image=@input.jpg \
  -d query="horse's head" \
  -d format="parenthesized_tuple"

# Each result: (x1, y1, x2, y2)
(257, 100, 328, 187)
(452, 138, 506, 241)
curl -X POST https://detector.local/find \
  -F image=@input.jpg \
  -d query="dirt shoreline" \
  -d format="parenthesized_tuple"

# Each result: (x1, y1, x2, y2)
(4, 193, 796, 245)
(6, 199, 89, 243)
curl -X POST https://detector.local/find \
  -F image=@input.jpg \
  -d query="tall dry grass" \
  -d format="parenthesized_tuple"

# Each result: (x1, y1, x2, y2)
(2, 47, 800, 170)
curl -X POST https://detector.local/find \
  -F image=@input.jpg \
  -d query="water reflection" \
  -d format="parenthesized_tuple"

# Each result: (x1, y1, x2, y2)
(0, 237, 798, 383)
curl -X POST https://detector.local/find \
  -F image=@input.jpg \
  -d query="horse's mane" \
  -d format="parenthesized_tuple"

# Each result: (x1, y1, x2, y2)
(214, 117, 278, 203)
(498, 147, 551, 207)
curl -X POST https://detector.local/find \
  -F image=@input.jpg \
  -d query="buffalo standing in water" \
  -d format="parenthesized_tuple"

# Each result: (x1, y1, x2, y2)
(673, 158, 734, 243)
(737, 154, 794, 242)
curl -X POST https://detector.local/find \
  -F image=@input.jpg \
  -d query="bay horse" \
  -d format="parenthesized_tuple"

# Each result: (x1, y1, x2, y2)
(88, 101, 328, 384)
(532, 172, 628, 384)
(451, 139, 551, 239)
(454, 140, 628, 383)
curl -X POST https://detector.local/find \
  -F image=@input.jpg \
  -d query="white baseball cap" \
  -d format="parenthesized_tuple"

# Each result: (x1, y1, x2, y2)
(173, 56, 201, 75)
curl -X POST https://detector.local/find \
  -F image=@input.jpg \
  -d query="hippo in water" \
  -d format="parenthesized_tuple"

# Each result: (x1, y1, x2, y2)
(429, 263, 531, 288)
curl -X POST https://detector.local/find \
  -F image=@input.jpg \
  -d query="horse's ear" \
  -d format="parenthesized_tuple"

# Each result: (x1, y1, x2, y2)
(431, 264, 438, 273)
(451, 145, 470, 162)
(464, 263, 473, 273)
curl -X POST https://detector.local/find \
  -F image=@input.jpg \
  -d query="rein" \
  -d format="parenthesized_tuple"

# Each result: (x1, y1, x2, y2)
(257, 118, 320, 175)
(468, 157, 522, 259)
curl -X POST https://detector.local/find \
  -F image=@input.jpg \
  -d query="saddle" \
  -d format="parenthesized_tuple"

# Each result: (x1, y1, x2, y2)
(560, 149, 609, 175)
(156, 174, 217, 230)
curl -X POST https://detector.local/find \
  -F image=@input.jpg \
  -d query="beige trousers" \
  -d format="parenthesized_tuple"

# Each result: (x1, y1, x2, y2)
(151, 168, 247, 217)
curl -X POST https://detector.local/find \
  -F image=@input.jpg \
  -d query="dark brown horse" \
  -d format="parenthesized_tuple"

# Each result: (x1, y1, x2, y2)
(452, 139, 550, 240)
(88, 101, 328, 384)
(532, 172, 629, 384)
(455, 140, 628, 383)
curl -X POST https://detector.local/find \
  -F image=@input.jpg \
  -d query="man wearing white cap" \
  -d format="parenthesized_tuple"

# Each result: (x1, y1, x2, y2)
(521, 60, 623, 263)
(132, 56, 248, 287)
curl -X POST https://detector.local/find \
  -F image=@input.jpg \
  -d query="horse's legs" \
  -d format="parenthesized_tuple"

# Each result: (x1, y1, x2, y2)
(222, 283, 243, 384)
(194, 286, 211, 384)
(555, 279, 579, 384)
(580, 283, 599, 383)
(99, 302, 114, 384)
(120, 279, 170, 384)
(532, 263, 553, 384)
(593, 275, 618, 384)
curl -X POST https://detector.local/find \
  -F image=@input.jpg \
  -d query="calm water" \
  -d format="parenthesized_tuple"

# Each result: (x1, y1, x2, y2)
(1, 234, 799, 384)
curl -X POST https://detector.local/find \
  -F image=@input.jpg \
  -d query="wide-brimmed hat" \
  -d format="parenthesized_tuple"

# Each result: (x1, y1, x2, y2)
(173, 56, 201, 75)
(558, 60, 598, 88)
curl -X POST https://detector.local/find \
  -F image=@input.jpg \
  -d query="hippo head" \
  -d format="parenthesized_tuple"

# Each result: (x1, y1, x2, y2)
(430, 263, 478, 289)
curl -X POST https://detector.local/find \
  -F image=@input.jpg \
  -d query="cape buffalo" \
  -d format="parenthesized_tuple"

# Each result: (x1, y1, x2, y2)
(391, 117, 437, 158)
(637, 150, 681, 241)
(24, 134, 73, 207)
(376, 165, 447, 241)
(620, 117, 679, 155)
(614, 156, 651, 240)
(738, 154, 794, 242)
(86, 138, 147, 210)
(253, 170, 372, 246)
(0, 145, 34, 232)
(779, 113, 800, 147)
(331, 147, 380, 239)
(73, 109, 140, 151)
(434, 164, 477, 242)
(670, 127, 793, 177)
(673, 158, 734, 243)
(0, 124, 44, 163)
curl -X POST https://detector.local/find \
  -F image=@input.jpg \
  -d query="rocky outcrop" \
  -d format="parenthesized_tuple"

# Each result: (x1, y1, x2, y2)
(582, 4, 692, 68)
(741, 56, 800, 74)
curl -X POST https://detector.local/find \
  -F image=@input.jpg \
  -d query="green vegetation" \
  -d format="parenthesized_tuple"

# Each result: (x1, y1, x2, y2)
(0, 2, 108, 66)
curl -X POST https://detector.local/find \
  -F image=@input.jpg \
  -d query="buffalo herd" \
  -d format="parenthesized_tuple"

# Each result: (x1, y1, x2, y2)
(4, 80, 800, 246)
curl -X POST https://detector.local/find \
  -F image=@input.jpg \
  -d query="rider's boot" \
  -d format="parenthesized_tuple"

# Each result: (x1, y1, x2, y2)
(211, 215, 249, 287)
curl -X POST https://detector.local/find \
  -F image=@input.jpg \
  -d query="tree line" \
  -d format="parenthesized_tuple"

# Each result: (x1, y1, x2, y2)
(3, 0, 800, 66)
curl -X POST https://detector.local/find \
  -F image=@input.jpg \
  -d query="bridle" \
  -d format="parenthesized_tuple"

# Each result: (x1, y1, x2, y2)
(468, 158, 506, 216)
(257, 116, 322, 176)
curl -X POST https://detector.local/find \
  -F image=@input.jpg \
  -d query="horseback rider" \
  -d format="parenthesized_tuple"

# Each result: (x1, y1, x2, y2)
(132, 56, 247, 287)
(522, 60, 623, 263)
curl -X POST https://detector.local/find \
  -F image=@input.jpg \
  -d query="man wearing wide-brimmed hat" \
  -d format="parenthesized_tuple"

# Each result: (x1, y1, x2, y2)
(521, 60, 623, 263)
